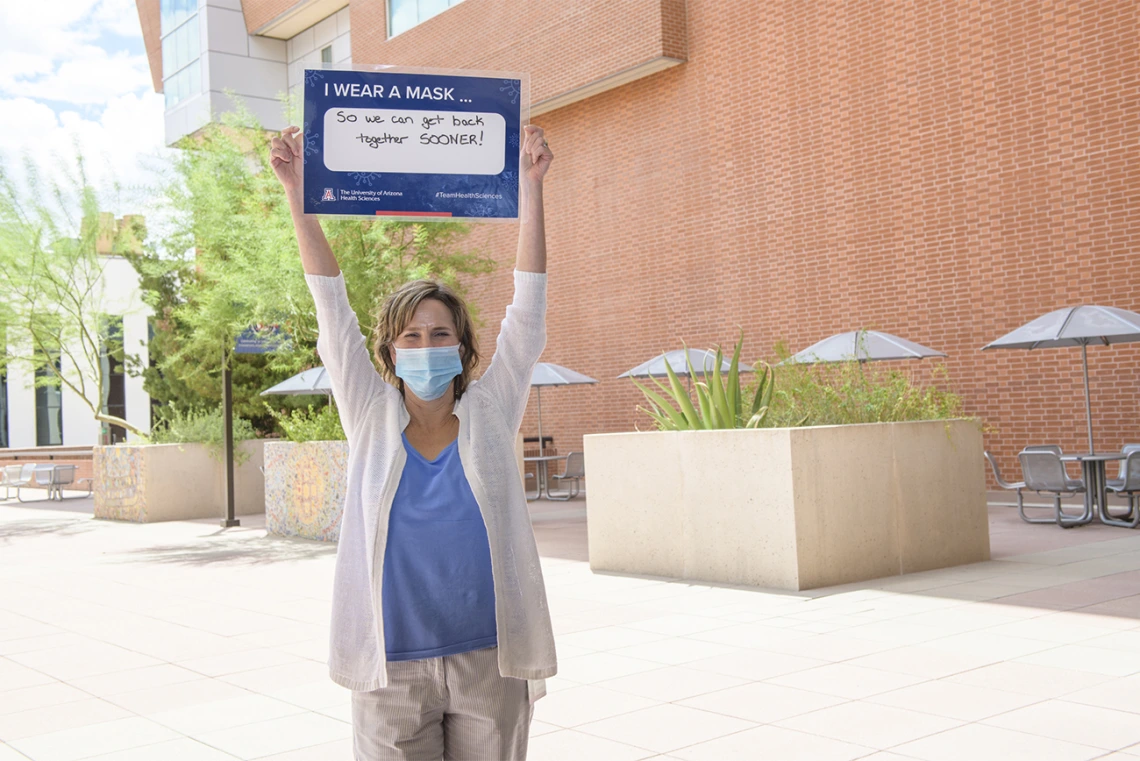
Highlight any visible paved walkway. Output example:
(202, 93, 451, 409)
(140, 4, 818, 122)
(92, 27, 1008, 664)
(2, 493, 1140, 760)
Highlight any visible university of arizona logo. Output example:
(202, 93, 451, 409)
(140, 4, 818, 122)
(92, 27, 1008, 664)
(321, 188, 336, 202)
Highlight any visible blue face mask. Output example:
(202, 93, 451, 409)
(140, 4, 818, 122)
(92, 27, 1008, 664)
(394, 345, 463, 401)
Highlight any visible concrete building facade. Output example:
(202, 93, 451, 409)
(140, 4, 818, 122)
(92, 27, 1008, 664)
(1, 216, 153, 449)
(135, 0, 1140, 478)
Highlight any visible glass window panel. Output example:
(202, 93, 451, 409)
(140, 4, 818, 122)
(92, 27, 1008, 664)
(185, 15, 199, 62)
(321, 45, 332, 63)
(1, 368, 8, 449)
(420, 0, 450, 20)
(188, 61, 200, 97)
(389, 0, 417, 36)
(35, 353, 63, 447)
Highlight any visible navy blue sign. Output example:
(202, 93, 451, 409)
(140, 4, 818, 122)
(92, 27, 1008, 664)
(303, 68, 524, 219)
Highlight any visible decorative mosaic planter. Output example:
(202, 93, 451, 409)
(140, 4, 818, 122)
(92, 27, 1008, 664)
(264, 440, 348, 542)
(93, 441, 266, 523)
(585, 420, 989, 591)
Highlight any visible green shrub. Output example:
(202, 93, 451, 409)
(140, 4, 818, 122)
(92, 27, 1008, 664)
(763, 344, 965, 427)
(147, 405, 256, 463)
(266, 403, 346, 443)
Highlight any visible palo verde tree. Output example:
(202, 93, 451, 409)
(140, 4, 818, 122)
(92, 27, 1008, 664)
(136, 108, 494, 430)
(0, 155, 148, 437)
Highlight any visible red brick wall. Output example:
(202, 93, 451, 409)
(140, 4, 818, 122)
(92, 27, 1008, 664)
(349, 0, 686, 106)
(363, 0, 1140, 485)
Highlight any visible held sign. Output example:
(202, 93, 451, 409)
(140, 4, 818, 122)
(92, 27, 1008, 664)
(303, 68, 526, 220)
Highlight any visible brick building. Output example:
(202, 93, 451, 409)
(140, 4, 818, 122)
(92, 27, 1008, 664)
(137, 0, 1140, 479)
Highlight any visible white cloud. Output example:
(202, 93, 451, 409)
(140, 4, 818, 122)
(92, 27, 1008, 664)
(92, 0, 148, 38)
(5, 46, 152, 105)
(0, 0, 169, 218)
(0, 93, 171, 218)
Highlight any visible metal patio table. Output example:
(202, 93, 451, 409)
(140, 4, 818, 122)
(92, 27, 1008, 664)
(1060, 452, 1128, 527)
(523, 454, 568, 501)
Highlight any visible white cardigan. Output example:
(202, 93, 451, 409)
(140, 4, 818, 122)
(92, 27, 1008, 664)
(304, 269, 557, 696)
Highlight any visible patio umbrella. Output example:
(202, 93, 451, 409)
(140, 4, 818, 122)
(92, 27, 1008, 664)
(982, 305, 1140, 453)
(259, 367, 332, 398)
(529, 362, 598, 452)
(618, 349, 750, 379)
(781, 330, 947, 365)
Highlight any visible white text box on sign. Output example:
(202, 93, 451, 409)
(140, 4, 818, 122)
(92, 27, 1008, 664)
(322, 108, 507, 175)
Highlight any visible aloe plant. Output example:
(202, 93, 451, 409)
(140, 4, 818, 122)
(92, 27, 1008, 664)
(632, 333, 774, 431)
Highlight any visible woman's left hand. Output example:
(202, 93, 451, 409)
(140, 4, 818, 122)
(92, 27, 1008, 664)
(521, 125, 553, 185)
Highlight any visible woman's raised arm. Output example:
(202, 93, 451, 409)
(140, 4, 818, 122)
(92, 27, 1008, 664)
(515, 125, 552, 274)
(270, 126, 340, 277)
(478, 125, 553, 427)
(270, 127, 384, 436)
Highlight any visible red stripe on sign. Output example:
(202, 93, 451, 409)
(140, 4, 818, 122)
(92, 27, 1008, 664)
(375, 211, 453, 217)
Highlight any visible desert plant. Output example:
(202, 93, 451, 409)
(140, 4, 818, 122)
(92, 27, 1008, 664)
(632, 333, 773, 431)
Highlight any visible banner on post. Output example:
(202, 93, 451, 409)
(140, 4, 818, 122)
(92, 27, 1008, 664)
(302, 67, 528, 221)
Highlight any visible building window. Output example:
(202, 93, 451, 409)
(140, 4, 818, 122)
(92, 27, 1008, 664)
(0, 367, 7, 449)
(0, 326, 7, 448)
(321, 45, 333, 64)
(161, 1, 200, 109)
(389, 0, 465, 38)
(100, 316, 127, 445)
(35, 351, 63, 447)
(160, 0, 196, 35)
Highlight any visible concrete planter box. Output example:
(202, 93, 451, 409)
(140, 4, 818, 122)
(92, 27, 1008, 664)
(264, 440, 348, 542)
(263, 434, 527, 543)
(584, 420, 989, 591)
(94, 441, 266, 523)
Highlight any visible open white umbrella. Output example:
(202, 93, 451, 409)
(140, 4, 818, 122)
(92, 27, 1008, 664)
(982, 305, 1140, 453)
(259, 367, 332, 398)
(619, 349, 749, 379)
(529, 362, 598, 451)
(782, 330, 947, 365)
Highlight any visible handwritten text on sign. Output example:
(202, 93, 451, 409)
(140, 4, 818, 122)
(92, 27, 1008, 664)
(323, 107, 507, 175)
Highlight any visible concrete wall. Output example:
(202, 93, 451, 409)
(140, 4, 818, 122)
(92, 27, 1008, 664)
(164, 0, 290, 144)
(94, 440, 265, 522)
(286, 6, 352, 103)
(265, 433, 526, 542)
(584, 420, 990, 591)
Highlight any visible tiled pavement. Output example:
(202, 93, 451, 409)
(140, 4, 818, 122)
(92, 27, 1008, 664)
(2, 492, 1140, 760)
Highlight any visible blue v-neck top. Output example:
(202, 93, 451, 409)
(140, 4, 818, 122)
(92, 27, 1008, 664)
(380, 433, 498, 661)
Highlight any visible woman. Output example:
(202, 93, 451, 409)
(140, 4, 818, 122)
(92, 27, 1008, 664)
(269, 123, 557, 760)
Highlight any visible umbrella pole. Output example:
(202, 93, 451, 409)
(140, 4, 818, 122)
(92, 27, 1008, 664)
(536, 387, 544, 454)
(1081, 344, 1094, 454)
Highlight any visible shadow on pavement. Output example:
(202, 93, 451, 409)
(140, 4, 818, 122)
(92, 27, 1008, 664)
(115, 534, 338, 567)
(0, 517, 101, 543)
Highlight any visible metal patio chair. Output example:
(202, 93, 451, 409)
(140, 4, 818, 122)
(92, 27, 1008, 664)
(546, 452, 584, 501)
(1106, 444, 1140, 529)
(524, 471, 540, 501)
(1019, 449, 1087, 528)
(984, 451, 1040, 523)
(46, 464, 80, 500)
(3, 463, 38, 501)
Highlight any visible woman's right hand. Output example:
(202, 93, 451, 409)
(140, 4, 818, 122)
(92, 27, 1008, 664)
(270, 126, 303, 196)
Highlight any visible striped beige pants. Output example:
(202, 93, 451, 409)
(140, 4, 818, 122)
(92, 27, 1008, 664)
(352, 646, 533, 761)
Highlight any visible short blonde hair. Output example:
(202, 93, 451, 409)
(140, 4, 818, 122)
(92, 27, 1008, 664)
(372, 280, 480, 400)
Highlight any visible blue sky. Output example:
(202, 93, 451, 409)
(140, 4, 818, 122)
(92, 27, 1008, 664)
(0, 0, 167, 212)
